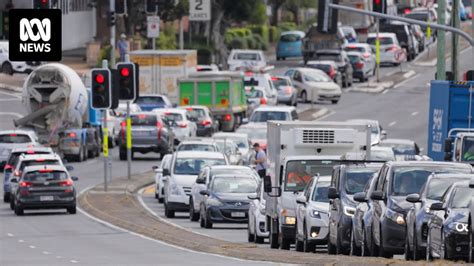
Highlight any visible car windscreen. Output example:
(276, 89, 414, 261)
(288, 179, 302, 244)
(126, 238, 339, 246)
(391, 166, 472, 196)
(367, 37, 394, 45)
(185, 108, 206, 121)
(215, 141, 238, 154)
(369, 150, 394, 161)
(307, 64, 331, 73)
(380, 26, 408, 42)
(210, 168, 254, 178)
(379, 142, 415, 155)
(131, 114, 157, 126)
(0, 134, 32, 143)
(234, 53, 261, 61)
(245, 89, 263, 98)
(285, 160, 335, 192)
(426, 178, 469, 200)
(210, 176, 257, 193)
(405, 13, 428, 22)
(344, 47, 365, 53)
(136, 96, 164, 105)
(236, 127, 267, 140)
(272, 78, 291, 87)
(461, 136, 474, 161)
(215, 137, 248, 149)
(312, 180, 330, 203)
(174, 158, 226, 175)
(345, 168, 378, 194)
(280, 34, 302, 42)
(250, 111, 289, 122)
(177, 144, 217, 152)
(304, 72, 331, 82)
(451, 187, 472, 208)
(163, 113, 183, 122)
(316, 54, 341, 62)
(21, 160, 59, 171)
(23, 171, 68, 181)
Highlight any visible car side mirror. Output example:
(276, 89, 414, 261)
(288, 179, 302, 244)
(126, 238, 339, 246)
(196, 178, 206, 184)
(381, 130, 387, 140)
(263, 175, 272, 193)
(152, 165, 158, 170)
(172, 103, 178, 108)
(242, 118, 249, 125)
(430, 202, 444, 211)
(66, 165, 74, 171)
(154, 167, 163, 174)
(200, 190, 209, 196)
(10, 178, 18, 183)
(327, 187, 339, 199)
(71, 176, 79, 181)
(296, 195, 307, 205)
(247, 193, 258, 200)
(406, 193, 421, 203)
(370, 191, 385, 201)
(353, 192, 367, 202)
(444, 138, 453, 153)
(162, 169, 170, 176)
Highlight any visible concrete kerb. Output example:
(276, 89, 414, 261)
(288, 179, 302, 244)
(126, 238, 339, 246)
(0, 83, 22, 93)
(349, 70, 416, 93)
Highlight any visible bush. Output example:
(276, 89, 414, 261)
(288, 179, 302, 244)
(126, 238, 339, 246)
(278, 22, 297, 32)
(268, 26, 280, 43)
(250, 25, 270, 45)
(253, 34, 268, 51)
(230, 37, 247, 49)
(197, 48, 213, 65)
(97, 45, 111, 67)
(245, 35, 258, 49)
(248, 2, 267, 25)
(157, 23, 177, 49)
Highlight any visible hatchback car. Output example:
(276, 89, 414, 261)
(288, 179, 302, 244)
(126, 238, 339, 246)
(248, 106, 298, 124)
(0, 130, 39, 168)
(271, 76, 298, 106)
(212, 132, 253, 165)
(236, 124, 268, 150)
(305, 60, 343, 88)
(276, 31, 305, 60)
(154, 108, 197, 144)
(153, 154, 173, 203)
(176, 139, 218, 152)
(366, 33, 405, 65)
(347, 51, 375, 82)
(10, 165, 78, 215)
(213, 139, 242, 165)
(0, 41, 41, 75)
(295, 175, 331, 252)
(245, 86, 276, 112)
(119, 112, 174, 160)
(179, 106, 219, 137)
(314, 49, 353, 88)
(244, 72, 278, 102)
(136, 94, 173, 111)
(379, 138, 421, 160)
(248, 181, 269, 243)
(199, 174, 258, 228)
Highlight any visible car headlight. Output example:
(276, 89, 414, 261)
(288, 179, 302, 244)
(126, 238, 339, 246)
(448, 222, 469, 233)
(169, 182, 182, 196)
(310, 209, 323, 218)
(386, 209, 405, 225)
(284, 216, 296, 225)
(343, 206, 356, 217)
(207, 197, 224, 207)
(259, 204, 266, 215)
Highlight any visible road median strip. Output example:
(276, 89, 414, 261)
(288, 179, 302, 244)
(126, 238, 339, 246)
(78, 171, 418, 265)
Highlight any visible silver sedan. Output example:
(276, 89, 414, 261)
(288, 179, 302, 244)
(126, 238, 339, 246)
(271, 76, 298, 106)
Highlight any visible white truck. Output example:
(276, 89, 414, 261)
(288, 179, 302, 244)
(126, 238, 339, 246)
(444, 128, 474, 164)
(262, 121, 372, 249)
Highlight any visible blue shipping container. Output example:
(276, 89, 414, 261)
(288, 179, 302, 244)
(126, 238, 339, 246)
(428, 81, 474, 161)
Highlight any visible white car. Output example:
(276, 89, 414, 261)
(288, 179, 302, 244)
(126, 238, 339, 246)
(295, 175, 331, 252)
(212, 132, 253, 165)
(366, 33, 405, 65)
(247, 181, 269, 243)
(227, 49, 266, 71)
(0, 41, 41, 75)
(284, 68, 342, 104)
(196, 64, 219, 72)
(346, 51, 375, 82)
(347, 119, 386, 146)
(153, 154, 172, 203)
(189, 165, 259, 221)
(244, 72, 278, 102)
(342, 43, 376, 74)
(247, 106, 298, 125)
(0, 130, 39, 167)
(176, 139, 219, 152)
(163, 151, 228, 218)
(213, 139, 242, 165)
(369, 146, 396, 161)
(154, 108, 197, 144)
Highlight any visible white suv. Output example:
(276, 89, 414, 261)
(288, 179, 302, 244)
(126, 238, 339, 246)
(163, 151, 228, 218)
(0, 41, 41, 75)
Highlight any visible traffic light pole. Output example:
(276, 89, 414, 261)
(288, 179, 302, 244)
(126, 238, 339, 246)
(451, 0, 460, 80)
(102, 59, 110, 192)
(125, 54, 132, 180)
(437, 0, 446, 80)
(376, 18, 380, 83)
(110, 0, 116, 66)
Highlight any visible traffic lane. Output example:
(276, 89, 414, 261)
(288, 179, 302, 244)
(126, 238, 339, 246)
(0, 204, 263, 265)
(0, 89, 24, 131)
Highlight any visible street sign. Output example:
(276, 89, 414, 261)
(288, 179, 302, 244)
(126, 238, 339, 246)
(147, 16, 160, 38)
(189, 0, 211, 21)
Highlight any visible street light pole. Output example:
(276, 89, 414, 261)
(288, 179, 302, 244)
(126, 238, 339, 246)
(110, 0, 116, 66)
(437, 0, 446, 80)
(451, 0, 460, 80)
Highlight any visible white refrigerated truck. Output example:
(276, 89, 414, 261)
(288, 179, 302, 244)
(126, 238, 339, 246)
(263, 121, 372, 249)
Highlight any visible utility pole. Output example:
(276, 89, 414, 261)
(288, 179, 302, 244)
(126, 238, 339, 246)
(125, 54, 132, 180)
(451, 0, 460, 80)
(110, 0, 116, 66)
(437, 0, 446, 80)
(376, 18, 380, 82)
(102, 59, 110, 191)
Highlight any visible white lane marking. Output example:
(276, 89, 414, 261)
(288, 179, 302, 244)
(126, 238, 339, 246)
(18, 239, 24, 243)
(29, 245, 36, 249)
(7, 233, 14, 237)
(70, 260, 79, 263)
(382, 90, 389, 95)
(77, 187, 270, 264)
(56, 256, 62, 259)
(42, 251, 51, 255)
(403, 70, 416, 79)
(0, 112, 22, 118)
(85, 159, 97, 165)
(394, 73, 420, 89)
(411, 111, 419, 116)
(388, 121, 397, 127)
(0, 98, 20, 102)
(316, 109, 336, 121)
(0, 90, 21, 99)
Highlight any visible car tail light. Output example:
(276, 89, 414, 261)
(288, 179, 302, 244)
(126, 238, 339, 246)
(178, 122, 187, 128)
(121, 121, 126, 141)
(260, 97, 267, 105)
(224, 114, 232, 121)
(36, 159, 45, 162)
(245, 72, 253, 76)
(362, 52, 371, 58)
(26, 150, 35, 154)
(284, 87, 293, 95)
(201, 120, 211, 126)
(386, 45, 398, 52)
(328, 66, 336, 79)
(4, 164, 13, 171)
(68, 132, 77, 138)
(404, 8, 411, 14)
(59, 179, 73, 186)
(39, 169, 53, 173)
(9, 133, 17, 137)
(186, 107, 193, 111)
(164, 112, 172, 115)
(20, 181, 32, 188)
(156, 122, 162, 142)
(271, 77, 279, 81)
(355, 61, 364, 69)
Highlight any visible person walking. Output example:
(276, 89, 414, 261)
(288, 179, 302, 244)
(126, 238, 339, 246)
(117, 33, 128, 62)
(252, 143, 267, 178)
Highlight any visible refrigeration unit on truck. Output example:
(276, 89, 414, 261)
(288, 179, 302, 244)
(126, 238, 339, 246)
(13, 63, 102, 161)
(178, 72, 248, 132)
(262, 121, 372, 250)
(427, 80, 474, 164)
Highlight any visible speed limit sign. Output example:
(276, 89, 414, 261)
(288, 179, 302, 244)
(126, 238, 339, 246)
(189, 0, 211, 21)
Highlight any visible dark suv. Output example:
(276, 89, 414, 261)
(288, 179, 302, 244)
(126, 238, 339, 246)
(368, 161, 472, 258)
(314, 49, 353, 88)
(327, 163, 382, 255)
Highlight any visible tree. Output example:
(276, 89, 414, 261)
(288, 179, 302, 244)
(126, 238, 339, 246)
(283, 0, 316, 24)
(268, 0, 286, 26)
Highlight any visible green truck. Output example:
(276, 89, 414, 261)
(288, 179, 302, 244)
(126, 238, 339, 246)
(178, 72, 247, 132)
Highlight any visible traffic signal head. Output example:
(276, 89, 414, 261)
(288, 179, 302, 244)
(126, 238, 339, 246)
(146, 0, 158, 13)
(34, 0, 50, 9)
(116, 63, 137, 101)
(373, 0, 384, 13)
(115, 0, 126, 14)
(317, 0, 339, 34)
(91, 69, 112, 109)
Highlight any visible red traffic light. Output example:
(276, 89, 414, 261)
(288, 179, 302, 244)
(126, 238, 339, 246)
(41, 0, 48, 4)
(120, 67, 130, 77)
(95, 74, 105, 84)
(375, 0, 380, 4)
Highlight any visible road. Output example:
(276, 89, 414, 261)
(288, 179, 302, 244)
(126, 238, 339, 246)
(1, 45, 472, 264)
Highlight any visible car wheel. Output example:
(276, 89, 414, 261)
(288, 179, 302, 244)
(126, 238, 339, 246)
(331, 100, 338, 104)
(108, 136, 114, 149)
(269, 222, 280, 249)
(255, 223, 265, 244)
(164, 203, 175, 218)
(199, 210, 205, 228)
(327, 237, 337, 254)
(379, 230, 393, 258)
(119, 148, 126, 161)
(10, 195, 15, 210)
(413, 227, 422, 260)
(204, 212, 212, 229)
(301, 91, 308, 103)
(404, 230, 413, 260)
(2, 62, 13, 75)
(350, 229, 361, 256)
(276, 57, 280, 61)
(426, 230, 433, 261)
(247, 221, 255, 242)
(295, 237, 304, 252)
(75, 147, 83, 162)
(440, 233, 448, 260)
(67, 205, 77, 214)
(336, 230, 348, 255)
(303, 224, 315, 253)
(82, 146, 87, 162)
(361, 226, 370, 257)
(280, 236, 291, 250)
(189, 199, 200, 221)
(14, 204, 24, 216)
(3, 193, 10, 203)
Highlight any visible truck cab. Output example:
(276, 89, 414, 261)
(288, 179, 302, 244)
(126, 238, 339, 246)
(444, 130, 474, 163)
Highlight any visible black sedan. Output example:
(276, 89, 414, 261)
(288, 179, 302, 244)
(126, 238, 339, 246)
(199, 174, 258, 229)
(426, 180, 473, 261)
(405, 174, 472, 260)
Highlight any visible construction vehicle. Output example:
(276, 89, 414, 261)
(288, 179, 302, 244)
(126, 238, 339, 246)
(14, 63, 102, 161)
(263, 121, 372, 250)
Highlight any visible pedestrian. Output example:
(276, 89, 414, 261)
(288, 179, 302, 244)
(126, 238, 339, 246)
(117, 33, 128, 62)
(252, 143, 267, 178)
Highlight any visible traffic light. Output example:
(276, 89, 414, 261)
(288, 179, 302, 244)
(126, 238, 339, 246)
(115, 0, 127, 14)
(373, 0, 384, 13)
(116, 62, 137, 101)
(33, 0, 50, 9)
(91, 69, 112, 109)
(317, 0, 339, 34)
(108, 11, 116, 26)
(146, 0, 158, 13)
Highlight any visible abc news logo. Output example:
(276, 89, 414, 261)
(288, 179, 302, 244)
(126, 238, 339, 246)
(9, 9, 61, 61)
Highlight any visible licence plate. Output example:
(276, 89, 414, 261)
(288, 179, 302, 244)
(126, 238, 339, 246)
(133, 131, 149, 136)
(40, 196, 54, 201)
(231, 212, 245, 218)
